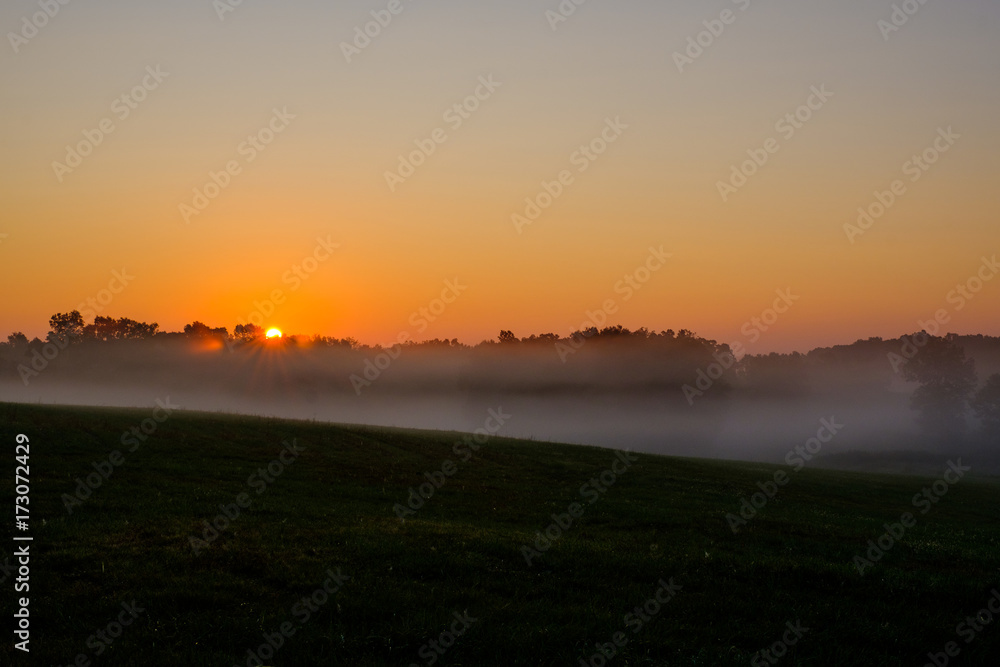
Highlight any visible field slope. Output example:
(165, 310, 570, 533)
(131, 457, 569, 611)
(3, 402, 999, 666)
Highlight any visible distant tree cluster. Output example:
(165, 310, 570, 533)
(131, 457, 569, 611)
(43, 311, 159, 343)
(487, 326, 699, 346)
(746, 332, 1000, 441)
(233, 324, 263, 342)
(972, 374, 1000, 438)
(183, 321, 228, 339)
(898, 335, 977, 437)
(1, 311, 366, 353)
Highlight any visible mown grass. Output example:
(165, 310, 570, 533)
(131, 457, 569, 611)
(2, 401, 999, 666)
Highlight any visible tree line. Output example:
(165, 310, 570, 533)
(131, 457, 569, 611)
(2, 311, 998, 440)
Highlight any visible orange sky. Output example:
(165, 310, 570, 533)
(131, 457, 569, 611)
(1, 0, 998, 353)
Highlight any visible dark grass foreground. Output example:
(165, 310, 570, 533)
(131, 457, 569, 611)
(3, 402, 999, 666)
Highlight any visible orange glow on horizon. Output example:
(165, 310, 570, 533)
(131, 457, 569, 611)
(0, 3, 997, 354)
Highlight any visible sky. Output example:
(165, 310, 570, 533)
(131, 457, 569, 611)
(1, 0, 998, 353)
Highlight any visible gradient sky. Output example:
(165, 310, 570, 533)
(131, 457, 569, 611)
(1, 0, 998, 353)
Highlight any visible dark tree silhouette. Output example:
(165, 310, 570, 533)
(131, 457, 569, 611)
(599, 325, 630, 337)
(121, 318, 158, 339)
(521, 333, 559, 344)
(498, 330, 518, 344)
(48, 311, 85, 344)
(234, 323, 264, 343)
(311, 335, 358, 349)
(900, 335, 977, 437)
(7, 332, 28, 349)
(83, 316, 159, 341)
(972, 374, 1000, 437)
(84, 316, 120, 341)
(184, 322, 228, 339)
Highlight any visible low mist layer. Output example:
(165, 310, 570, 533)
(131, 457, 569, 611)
(2, 321, 999, 471)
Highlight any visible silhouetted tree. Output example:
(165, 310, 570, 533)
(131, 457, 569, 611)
(48, 311, 85, 345)
(900, 335, 977, 437)
(972, 374, 1000, 437)
(416, 338, 466, 348)
(184, 322, 228, 339)
(599, 325, 630, 337)
(84, 316, 120, 341)
(234, 323, 264, 343)
(7, 332, 28, 349)
(522, 333, 559, 344)
(498, 330, 518, 344)
(118, 317, 158, 339)
(83, 316, 159, 341)
(311, 335, 358, 349)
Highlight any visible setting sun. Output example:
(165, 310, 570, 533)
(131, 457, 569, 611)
(265, 328, 282, 339)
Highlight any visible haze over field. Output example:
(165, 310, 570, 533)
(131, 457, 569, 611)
(3, 325, 999, 468)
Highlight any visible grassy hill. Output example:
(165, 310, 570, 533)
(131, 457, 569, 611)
(3, 402, 999, 666)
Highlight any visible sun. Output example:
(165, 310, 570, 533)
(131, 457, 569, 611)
(265, 328, 282, 339)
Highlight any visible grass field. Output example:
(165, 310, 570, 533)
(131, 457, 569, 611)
(3, 401, 1000, 666)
